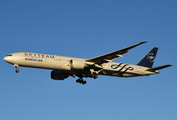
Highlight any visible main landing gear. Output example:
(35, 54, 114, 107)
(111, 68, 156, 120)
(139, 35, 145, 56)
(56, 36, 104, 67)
(75, 74, 98, 85)
(76, 79, 87, 85)
(76, 75, 87, 85)
(13, 64, 19, 73)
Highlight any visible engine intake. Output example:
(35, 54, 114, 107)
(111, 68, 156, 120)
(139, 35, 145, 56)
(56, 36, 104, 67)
(51, 70, 69, 80)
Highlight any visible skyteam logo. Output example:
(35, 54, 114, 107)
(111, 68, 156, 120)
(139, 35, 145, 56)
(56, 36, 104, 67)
(111, 63, 134, 75)
(147, 53, 155, 62)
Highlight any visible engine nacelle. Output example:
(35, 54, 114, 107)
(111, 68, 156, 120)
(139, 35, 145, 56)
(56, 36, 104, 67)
(69, 59, 86, 70)
(51, 70, 69, 80)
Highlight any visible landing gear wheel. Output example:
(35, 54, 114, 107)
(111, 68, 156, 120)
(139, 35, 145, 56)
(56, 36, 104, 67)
(15, 69, 19, 73)
(76, 79, 80, 83)
(76, 78, 87, 85)
(82, 81, 87, 85)
(93, 75, 98, 79)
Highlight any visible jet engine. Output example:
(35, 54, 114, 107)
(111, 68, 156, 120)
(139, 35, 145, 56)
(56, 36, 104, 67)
(51, 70, 69, 80)
(69, 59, 86, 70)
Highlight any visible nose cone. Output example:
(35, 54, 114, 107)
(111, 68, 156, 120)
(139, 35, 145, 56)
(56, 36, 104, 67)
(4, 56, 12, 63)
(4, 56, 7, 61)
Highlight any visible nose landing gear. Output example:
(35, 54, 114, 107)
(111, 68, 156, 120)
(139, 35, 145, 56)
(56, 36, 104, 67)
(15, 69, 19, 73)
(13, 64, 19, 73)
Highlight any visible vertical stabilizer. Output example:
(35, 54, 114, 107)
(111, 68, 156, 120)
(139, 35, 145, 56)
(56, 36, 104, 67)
(137, 47, 158, 68)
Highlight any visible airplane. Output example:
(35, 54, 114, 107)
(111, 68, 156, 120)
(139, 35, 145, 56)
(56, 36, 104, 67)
(3, 41, 173, 85)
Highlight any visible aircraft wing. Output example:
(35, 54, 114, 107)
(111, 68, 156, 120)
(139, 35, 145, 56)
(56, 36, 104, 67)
(86, 41, 148, 65)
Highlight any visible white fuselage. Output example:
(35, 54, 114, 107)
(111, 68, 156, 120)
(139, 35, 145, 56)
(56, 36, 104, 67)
(4, 52, 158, 77)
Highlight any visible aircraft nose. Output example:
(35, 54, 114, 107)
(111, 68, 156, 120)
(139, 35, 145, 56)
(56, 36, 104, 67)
(4, 56, 7, 61)
(4, 56, 12, 62)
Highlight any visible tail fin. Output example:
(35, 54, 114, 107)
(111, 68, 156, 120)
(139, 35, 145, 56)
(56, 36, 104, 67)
(137, 47, 158, 68)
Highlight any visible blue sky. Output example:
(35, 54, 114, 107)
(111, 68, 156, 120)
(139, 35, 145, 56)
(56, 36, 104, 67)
(0, 0, 176, 120)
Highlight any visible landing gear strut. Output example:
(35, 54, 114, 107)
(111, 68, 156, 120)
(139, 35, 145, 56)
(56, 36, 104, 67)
(76, 75, 87, 85)
(13, 64, 19, 73)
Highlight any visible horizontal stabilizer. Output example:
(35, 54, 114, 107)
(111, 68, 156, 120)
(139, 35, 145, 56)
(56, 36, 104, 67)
(146, 64, 173, 71)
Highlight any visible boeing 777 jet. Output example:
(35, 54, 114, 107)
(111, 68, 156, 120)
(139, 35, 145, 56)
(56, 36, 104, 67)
(4, 41, 172, 85)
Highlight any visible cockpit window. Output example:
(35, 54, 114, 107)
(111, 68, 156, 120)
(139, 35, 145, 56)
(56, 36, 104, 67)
(7, 54, 12, 56)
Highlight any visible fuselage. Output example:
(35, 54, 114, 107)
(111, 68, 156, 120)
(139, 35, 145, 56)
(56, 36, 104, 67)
(4, 52, 158, 77)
